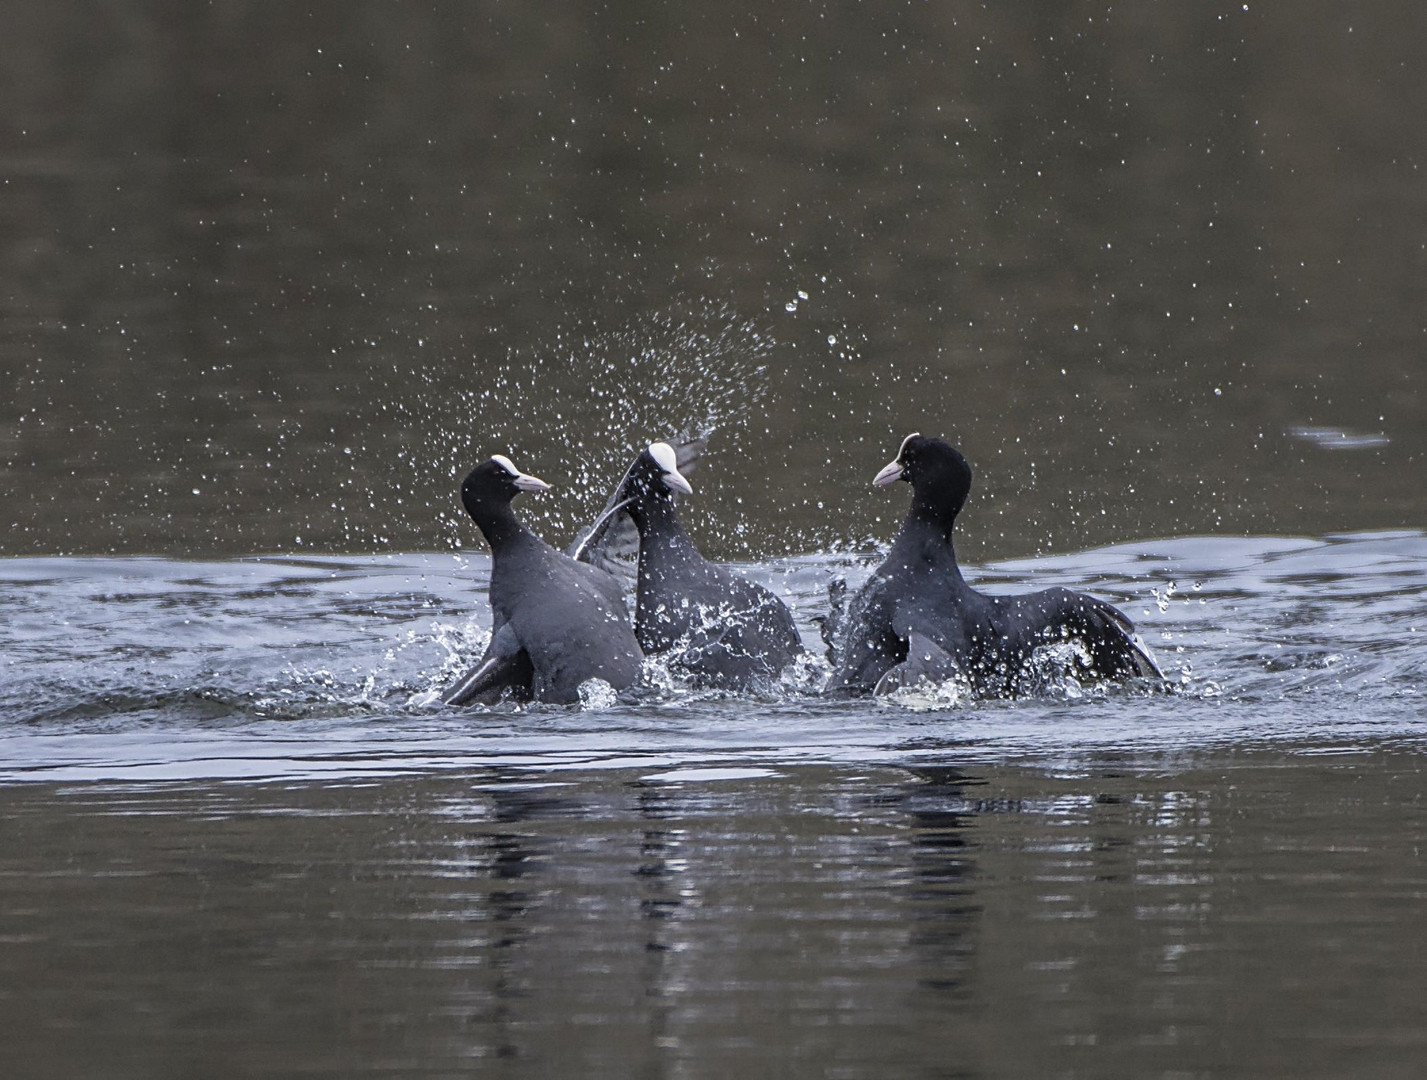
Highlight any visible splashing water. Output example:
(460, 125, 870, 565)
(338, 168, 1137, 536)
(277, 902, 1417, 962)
(0, 531, 1422, 784)
(577, 678, 619, 711)
(401, 298, 776, 552)
(880, 672, 976, 712)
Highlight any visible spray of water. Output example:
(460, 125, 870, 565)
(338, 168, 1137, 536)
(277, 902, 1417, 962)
(401, 297, 775, 552)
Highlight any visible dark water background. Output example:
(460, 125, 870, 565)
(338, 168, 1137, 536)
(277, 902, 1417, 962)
(2, 4, 1425, 1078)
(3, 1, 1423, 558)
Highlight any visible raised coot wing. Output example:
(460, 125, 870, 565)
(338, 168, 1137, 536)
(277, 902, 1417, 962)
(817, 576, 848, 658)
(569, 434, 707, 583)
(1035, 588, 1163, 680)
(1075, 596, 1162, 679)
(443, 622, 534, 706)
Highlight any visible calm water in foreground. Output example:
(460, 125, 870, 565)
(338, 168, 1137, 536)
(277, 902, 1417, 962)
(2, 531, 1424, 1078)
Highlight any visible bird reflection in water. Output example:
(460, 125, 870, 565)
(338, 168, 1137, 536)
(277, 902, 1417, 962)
(874, 764, 988, 995)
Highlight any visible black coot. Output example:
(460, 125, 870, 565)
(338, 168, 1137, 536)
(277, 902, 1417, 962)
(574, 441, 802, 689)
(825, 434, 1161, 696)
(443, 454, 643, 706)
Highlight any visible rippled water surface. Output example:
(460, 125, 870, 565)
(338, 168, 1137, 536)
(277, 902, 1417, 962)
(3, 534, 1424, 1077)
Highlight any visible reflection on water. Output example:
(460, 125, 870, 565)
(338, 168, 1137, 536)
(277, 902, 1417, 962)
(3, 758, 1424, 1078)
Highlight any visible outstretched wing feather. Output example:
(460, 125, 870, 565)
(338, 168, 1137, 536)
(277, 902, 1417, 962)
(569, 433, 708, 582)
(443, 622, 533, 706)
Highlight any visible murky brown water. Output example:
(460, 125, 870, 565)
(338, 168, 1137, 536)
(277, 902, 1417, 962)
(2, 2, 1422, 560)
(2, 4, 1425, 1077)
(3, 756, 1425, 1079)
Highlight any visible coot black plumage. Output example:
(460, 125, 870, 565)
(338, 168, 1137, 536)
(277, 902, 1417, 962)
(443, 454, 643, 706)
(825, 434, 1160, 696)
(574, 441, 803, 689)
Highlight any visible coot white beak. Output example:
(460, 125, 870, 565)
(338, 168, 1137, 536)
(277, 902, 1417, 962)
(491, 454, 552, 494)
(661, 468, 693, 495)
(873, 459, 904, 487)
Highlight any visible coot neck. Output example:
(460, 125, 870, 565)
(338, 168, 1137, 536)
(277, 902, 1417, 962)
(892, 495, 967, 585)
(470, 498, 537, 553)
(906, 484, 962, 543)
(630, 493, 698, 554)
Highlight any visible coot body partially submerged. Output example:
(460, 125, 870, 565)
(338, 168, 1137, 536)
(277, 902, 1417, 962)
(825, 435, 1160, 696)
(444, 455, 643, 706)
(575, 441, 802, 689)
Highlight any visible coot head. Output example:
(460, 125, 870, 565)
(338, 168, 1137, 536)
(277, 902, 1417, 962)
(627, 441, 695, 500)
(874, 434, 973, 519)
(460, 454, 551, 518)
